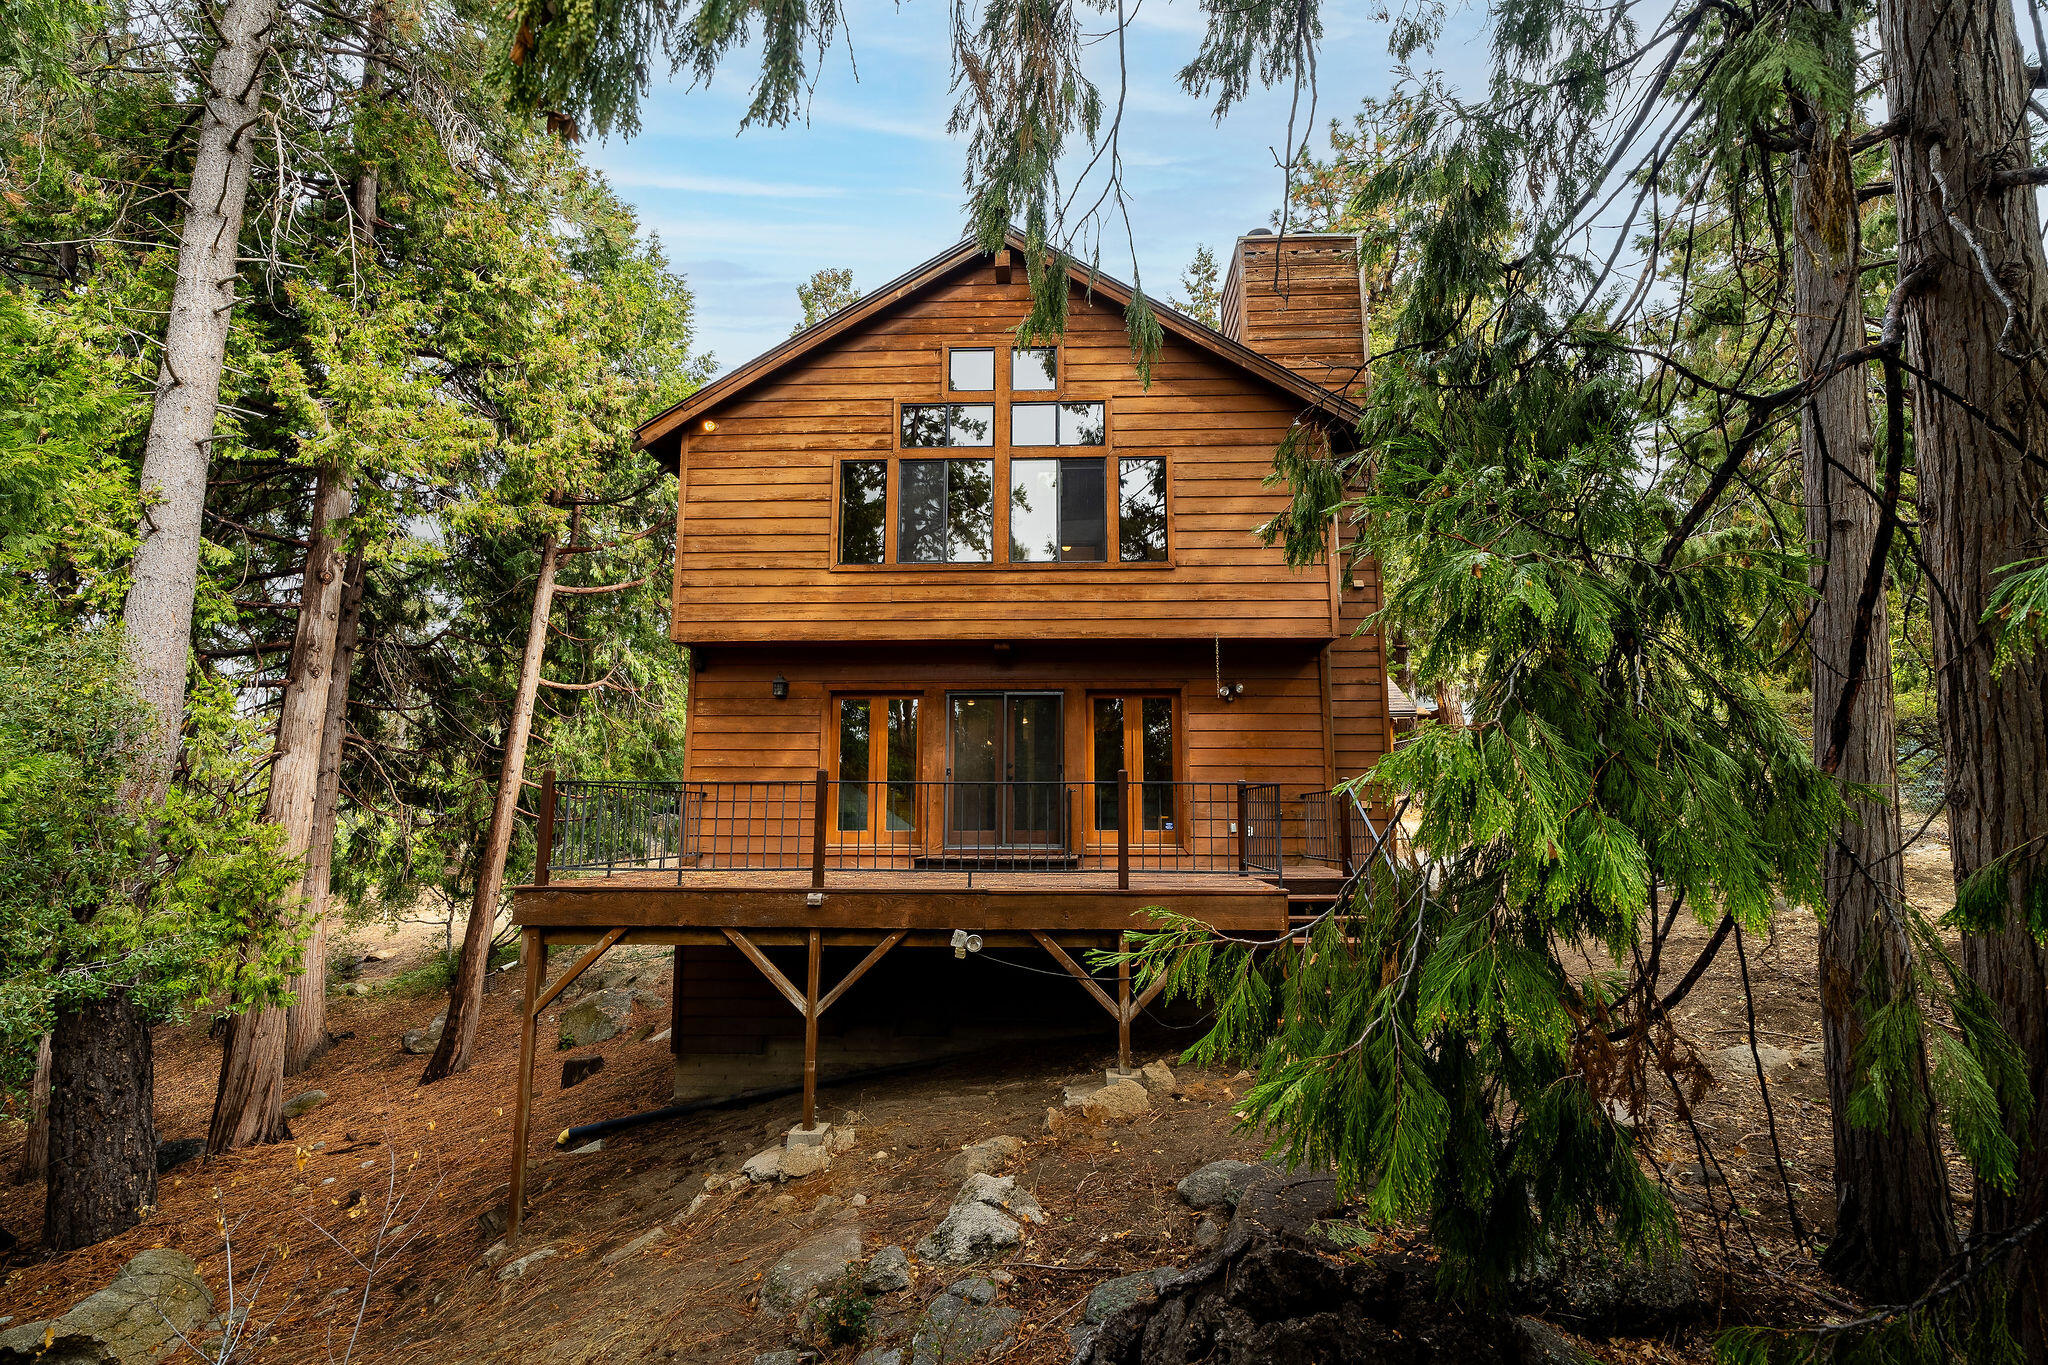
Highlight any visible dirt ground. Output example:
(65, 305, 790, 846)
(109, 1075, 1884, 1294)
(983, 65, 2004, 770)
(0, 833, 1965, 1364)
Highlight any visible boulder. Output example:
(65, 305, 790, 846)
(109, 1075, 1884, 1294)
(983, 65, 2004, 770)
(854, 1350, 903, 1365)
(601, 1227, 667, 1267)
(1138, 1061, 1177, 1094)
(1080, 1080, 1150, 1122)
(752, 1353, 812, 1365)
(1514, 1316, 1588, 1364)
(1081, 1268, 1175, 1326)
(862, 1245, 912, 1294)
(1511, 1230, 1699, 1331)
(913, 1175, 1043, 1266)
(401, 1014, 445, 1055)
(561, 1056, 606, 1089)
(759, 1224, 864, 1316)
(1711, 1043, 1799, 1081)
(557, 987, 635, 1049)
(943, 1136, 1024, 1181)
(779, 1142, 833, 1181)
(1194, 1217, 1225, 1251)
(743, 1147, 785, 1183)
(1232, 1170, 1344, 1249)
(281, 1089, 327, 1119)
(909, 1279, 1020, 1365)
(0, 1249, 211, 1365)
(1175, 1160, 1267, 1212)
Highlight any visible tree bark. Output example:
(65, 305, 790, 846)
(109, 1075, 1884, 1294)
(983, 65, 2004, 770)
(17, 1035, 51, 1184)
(286, 550, 365, 1074)
(44, 995, 156, 1252)
(421, 531, 560, 1082)
(1878, 0, 2048, 1341)
(210, 468, 352, 1152)
(1790, 68, 1956, 1297)
(62, 0, 282, 1248)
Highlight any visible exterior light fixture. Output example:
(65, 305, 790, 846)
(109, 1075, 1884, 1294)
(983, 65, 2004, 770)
(771, 674, 788, 699)
(702, 419, 718, 432)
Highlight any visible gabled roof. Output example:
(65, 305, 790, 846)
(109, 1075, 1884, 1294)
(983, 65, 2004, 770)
(636, 228, 1363, 469)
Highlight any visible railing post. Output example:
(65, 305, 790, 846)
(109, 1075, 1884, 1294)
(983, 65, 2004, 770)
(1116, 768, 1130, 890)
(535, 770, 556, 886)
(1236, 781, 1250, 874)
(811, 769, 829, 890)
(1337, 792, 1354, 875)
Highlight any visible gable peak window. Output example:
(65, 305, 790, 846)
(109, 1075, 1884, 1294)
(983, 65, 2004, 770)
(948, 348, 995, 392)
(902, 403, 994, 447)
(1012, 346, 1057, 391)
(1012, 401, 1104, 447)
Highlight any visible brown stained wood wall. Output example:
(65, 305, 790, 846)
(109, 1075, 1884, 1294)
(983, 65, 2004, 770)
(670, 258, 1337, 644)
(1220, 235, 1367, 399)
(1329, 554, 1393, 791)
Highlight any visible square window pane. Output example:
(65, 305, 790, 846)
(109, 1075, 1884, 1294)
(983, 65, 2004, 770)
(902, 404, 948, 447)
(949, 404, 994, 446)
(1011, 402, 1057, 446)
(1058, 457, 1106, 561)
(949, 349, 995, 392)
(1118, 457, 1167, 562)
(1009, 459, 1058, 562)
(946, 459, 994, 562)
(1013, 347, 1057, 390)
(837, 699, 870, 831)
(899, 459, 948, 562)
(1058, 402, 1105, 445)
(839, 460, 886, 564)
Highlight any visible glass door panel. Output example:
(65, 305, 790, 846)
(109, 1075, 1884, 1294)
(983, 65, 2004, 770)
(834, 697, 919, 841)
(1005, 693, 1063, 846)
(1087, 694, 1177, 845)
(947, 694, 1001, 845)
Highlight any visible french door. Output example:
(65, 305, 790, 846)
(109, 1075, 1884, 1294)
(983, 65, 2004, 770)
(945, 691, 1064, 849)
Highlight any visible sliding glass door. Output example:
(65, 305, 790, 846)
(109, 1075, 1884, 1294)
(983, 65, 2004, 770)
(946, 692, 1063, 850)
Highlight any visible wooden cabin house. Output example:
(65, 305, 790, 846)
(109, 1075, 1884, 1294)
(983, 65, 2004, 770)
(502, 229, 1395, 1230)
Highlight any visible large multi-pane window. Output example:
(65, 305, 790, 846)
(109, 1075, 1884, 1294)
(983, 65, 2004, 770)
(835, 696, 919, 835)
(836, 346, 1166, 566)
(899, 458, 994, 563)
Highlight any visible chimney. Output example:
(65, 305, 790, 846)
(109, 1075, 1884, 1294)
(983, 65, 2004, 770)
(1219, 230, 1366, 398)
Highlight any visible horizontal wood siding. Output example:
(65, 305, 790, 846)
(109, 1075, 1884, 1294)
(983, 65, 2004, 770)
(1221, 235, 1366, 399)
(672, 260, 1334, 644)
(1330, 553, 1393, 799)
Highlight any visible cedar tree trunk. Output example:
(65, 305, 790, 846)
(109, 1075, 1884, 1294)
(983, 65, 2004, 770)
(1790, 70, 1956, 1296)
(286, 550, 365, 1074)
(1879, 0, 2048, 1340)
(18, 1035, 50, 1184)
(210, 468, 352, 1151)
(421, 532, 560, 1082)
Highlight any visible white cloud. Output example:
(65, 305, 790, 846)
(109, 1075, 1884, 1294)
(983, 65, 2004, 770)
(594, 168, 846, 198)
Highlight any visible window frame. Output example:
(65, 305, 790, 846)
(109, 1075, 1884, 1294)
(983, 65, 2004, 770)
(826, 693, 923, 844)
(948, 347, 997, 393)
(1082, 690, 1183, 848)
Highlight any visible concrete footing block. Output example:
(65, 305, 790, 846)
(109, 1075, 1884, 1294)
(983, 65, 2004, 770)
(785, 1123, 832, 1149)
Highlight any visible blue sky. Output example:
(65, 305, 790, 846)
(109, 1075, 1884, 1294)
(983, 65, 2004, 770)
(584, 0, 1486, 371)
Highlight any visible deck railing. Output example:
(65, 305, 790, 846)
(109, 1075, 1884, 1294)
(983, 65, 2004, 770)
(1295, 787, 1405, 874)
(535, 771, 1284, 886)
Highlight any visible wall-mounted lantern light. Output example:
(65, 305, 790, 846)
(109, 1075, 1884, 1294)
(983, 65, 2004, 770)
(770, 674, 788, 700)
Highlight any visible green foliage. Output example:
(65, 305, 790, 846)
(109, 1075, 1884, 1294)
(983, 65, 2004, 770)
(1173, 244, 1222, 329)
(806, 1269, 875, 1349)
(793, 266, 860, 335)
(1985, 554, 2048, 673)
(0, 620, 300, 1097)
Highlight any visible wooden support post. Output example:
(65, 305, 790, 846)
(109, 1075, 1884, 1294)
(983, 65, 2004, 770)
(1116, 767, 1130, 890)
(1337, 793, 1354, 875)
(508, 928, 543, 1238)
(534, 770, 556, 886)
(1117, 933, 1132, 1073)
(670, 945, 685, 1056)
(802, 929, 822, 1130)
(1236, 781, 1250, 873)
(811, 768, 829, 891)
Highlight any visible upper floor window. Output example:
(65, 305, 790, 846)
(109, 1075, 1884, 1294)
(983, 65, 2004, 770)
(840, 459, 887, 565)
(899, 458, 994, 563)
(1010, 458, 1106, 562)
(1118, 457, 1167, 562)
(1011, 401, 1104, 447)
(948, 348, 995, 392)
(902, 403, 994, 447)
(1012, 346, 1057, 390)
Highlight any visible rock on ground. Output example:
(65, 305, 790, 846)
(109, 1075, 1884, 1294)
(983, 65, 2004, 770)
(1511, 1229, 1699, 1331)
(862, 1244, 912, 1294)
(561, 1055, 606, 1088)
(0, 1248, 212, 1365)
(759, 1224, 864, 1315)
(1138, 1060, 1177, 1094)
(496, 1246, 557, 1282)
(1077, 1237, 1520, 1365)
(1232, 1170, 1343, 1249)
(1514, 1316, 1589, 1364)
(281, 1089, 327, 1119)
(1175, 1159, 1268, 1212)
(154, 1137, 203, 1174)
(942, 1135, 1024, 1180)
(913, 1174, 1044, 1267)
(779, 1142, 833, 1181)
(601, 1227, 667, 1267)
(743, 1147, 785, 1182)
(556, 987, 635, 1049)
(909, 1278, 1021, 1365)
(1080, 1079, 1150, 1122)
(854, 1350, 903, 1365)
(401, 1013, 445, 1055)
